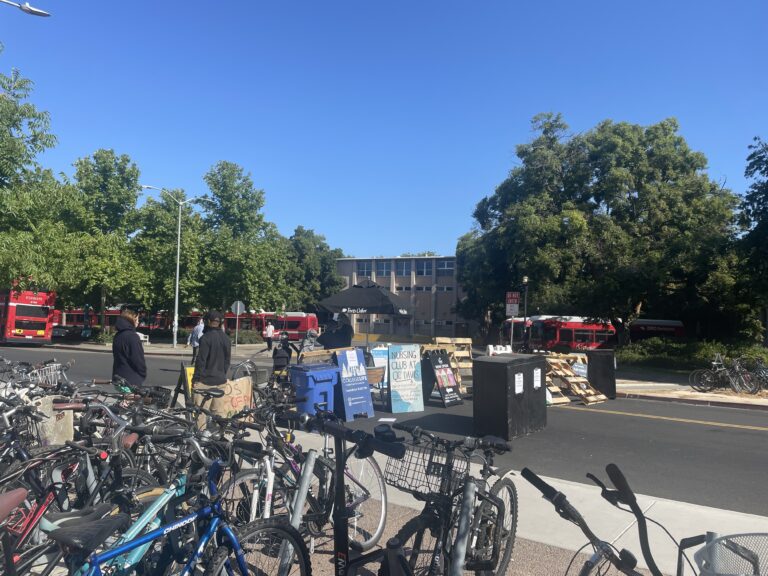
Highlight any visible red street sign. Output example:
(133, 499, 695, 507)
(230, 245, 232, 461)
(506, 291, 520, 305)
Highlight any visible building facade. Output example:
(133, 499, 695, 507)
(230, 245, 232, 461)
(336, 256, 468, 338)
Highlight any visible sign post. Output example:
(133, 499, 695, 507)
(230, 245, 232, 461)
(506, 292, 520, 347)
(231, 300, 246, 347)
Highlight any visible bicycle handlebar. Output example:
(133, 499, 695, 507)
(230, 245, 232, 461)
(522, 467, 642, 576)
(301, 413, 406, 460)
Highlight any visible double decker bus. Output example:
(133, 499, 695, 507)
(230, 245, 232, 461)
(0, 288, 56, 344)
(508, 315, 616, 352)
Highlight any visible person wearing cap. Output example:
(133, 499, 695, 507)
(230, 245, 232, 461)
(112, 307, 147, 387)
(192, 310, 231, 386)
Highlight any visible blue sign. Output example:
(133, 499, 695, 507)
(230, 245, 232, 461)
(336, 348, 375, 421)
(387, 344, 425, 413)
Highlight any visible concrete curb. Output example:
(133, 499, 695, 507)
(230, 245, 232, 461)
(617, 391, 768, 412)
(45, 343, 262, 360)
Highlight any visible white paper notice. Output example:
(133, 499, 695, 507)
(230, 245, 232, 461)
(514, 372, 524, 394)
(533, 368, 542, 390)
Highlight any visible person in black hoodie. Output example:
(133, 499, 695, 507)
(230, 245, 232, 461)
(112, 308, 147, 387)
(193, 310, 231, 386)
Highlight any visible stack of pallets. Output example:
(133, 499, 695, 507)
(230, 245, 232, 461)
(546, 357, 606, 405)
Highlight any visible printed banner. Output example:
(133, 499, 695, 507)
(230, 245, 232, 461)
(422, 350, 463, 408)
(336, 348, 375, 421)
(387, 344, 425, 413)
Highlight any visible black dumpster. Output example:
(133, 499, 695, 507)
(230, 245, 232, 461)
(472, 354, 547, 440)
(586, 349, 616, 399)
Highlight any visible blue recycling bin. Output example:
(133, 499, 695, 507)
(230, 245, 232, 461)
(289, 363, 339, 415)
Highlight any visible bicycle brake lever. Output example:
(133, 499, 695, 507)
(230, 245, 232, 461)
(586, 472, 606, 490)
(586, 473, 622, 507)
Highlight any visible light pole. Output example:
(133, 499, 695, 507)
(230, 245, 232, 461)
(141, 185, 212, 349)
(0, 0, 50, 16)
(522, 276, 529, 349)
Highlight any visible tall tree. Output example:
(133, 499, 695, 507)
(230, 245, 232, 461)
(288, 226, 344, 308)
(459, 114, 741, 341)
(741, 137, 768, 342)
(70, 149, 144, 324)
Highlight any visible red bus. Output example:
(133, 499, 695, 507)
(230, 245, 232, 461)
(0, 289, 56, 344)
(526, 315, 616, 352)
(223, 311, 319, 341)
(629, 319, 685, 341)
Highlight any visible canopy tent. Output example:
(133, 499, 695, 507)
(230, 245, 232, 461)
(317, 278, 412, 346)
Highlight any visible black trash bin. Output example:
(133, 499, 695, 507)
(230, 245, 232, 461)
(586, 349, 616, 399)
(472, 354, 547, 440)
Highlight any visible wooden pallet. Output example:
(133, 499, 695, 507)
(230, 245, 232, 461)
(546, 358, 606, 405)
(298, 347, 355, 365)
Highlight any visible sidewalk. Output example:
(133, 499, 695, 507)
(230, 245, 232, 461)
(294, 428, 768, 575)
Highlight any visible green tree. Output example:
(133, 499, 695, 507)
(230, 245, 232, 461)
(741, 136, 768, 342)
(69, 149, 145, 324)
(459, 114, 741, 341)
(288, 226, 344, 308)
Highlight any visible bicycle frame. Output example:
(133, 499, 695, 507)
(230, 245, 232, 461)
(78, 461, 249, 576)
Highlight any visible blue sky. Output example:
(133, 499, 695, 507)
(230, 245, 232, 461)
(2, 1, 765, 258)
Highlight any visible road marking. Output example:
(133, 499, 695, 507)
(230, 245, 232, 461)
(555, 405, 768, 432)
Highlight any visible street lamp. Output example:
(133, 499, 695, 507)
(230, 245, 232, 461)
(522, 276, 529, 349)
(141, 184, 212, 349)
(0, 0, 50, 16)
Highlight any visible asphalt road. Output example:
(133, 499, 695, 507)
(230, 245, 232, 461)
(4, 345, 767, 516)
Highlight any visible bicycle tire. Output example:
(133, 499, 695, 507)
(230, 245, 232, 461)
(391, 513, 444, 576)
(688, 369, 709, 392)
(474, 477, 517, 575)
(692, 369, 717, 393)
(219, 466, 292, 526)
(343, 453, 387, 551)
(736, 370, 759, 394)
(203, 517, 312, 576)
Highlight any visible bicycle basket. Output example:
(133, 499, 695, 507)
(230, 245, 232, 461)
(29, 363, 63, 388)
(694, 533, 768, 576)
(384, 441, 469, 497)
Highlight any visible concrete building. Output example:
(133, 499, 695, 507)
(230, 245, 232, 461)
(336, 256, 469, 338)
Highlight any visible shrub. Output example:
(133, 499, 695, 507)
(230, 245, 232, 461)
(94, 329, 114, 345)
(230, 330, 263, 345)
(616, 338, 768, 370)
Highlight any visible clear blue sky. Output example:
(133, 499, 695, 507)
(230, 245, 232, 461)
(3, 1, 765, 258)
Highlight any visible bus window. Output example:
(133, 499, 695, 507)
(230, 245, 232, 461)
(596, 330, 612, 342)
(16, 305, 50, 318)
(560, 329, 573, 342)
(575, 330, 593, 343)
(543, 325, 557, 341)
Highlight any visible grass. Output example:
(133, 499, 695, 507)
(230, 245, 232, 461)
(615, 337, 768, 370)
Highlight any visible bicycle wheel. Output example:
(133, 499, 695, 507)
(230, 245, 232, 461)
(735, 370, 759, 394)
(691, 369, 716, 393)
(203, 518, 311, 576)
(219, 466, 292, 526)
(343, 453, 387, 551)
(474, 478, 517, 575)
(392, 513, 444, 576)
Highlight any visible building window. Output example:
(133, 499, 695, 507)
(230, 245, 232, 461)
(395, 260, 411, 276)
(375, 260, 391, 277)
(436, 286, 454, 292)
(396, 286, 411, 292)
(415, 286, 428, 292)
(416, 260, 433, 276)
(436, 259, 455, 277)
(357, 260, 372, 277)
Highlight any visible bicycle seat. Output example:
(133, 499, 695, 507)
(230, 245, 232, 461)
(193, 387, 225, 399)
(43, 502, 114, 529)
(233, 439, 265, 459)
(46, 513, 130, 554)
(0, 487, 27, 523)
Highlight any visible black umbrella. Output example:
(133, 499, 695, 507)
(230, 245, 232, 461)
(317, 279, 412, 346)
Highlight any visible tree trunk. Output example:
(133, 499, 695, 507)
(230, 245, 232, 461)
(100, 286, 107, 333)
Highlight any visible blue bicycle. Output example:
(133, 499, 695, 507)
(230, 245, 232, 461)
(43, 431, 311, 576)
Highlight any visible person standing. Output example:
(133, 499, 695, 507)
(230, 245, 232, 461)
(193, 310, 231, 387)
(186, 317, 205, 364)
(265, 320, 275, 351)
(112, 307, 147, 387)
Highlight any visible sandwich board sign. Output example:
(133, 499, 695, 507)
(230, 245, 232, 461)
(387, 344, 424, 413)
(335, 348, 375, 421)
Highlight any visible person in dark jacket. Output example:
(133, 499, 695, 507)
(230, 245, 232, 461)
(112, 308, 147, 387)
(193, 310, 231, 386)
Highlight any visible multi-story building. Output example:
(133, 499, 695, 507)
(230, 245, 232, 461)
(336, 256, 469, 338)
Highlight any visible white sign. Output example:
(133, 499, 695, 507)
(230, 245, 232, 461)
(506, 303, 520, 316)
(514, 372, 524, 395)
(533, 368, 542, 390)
(572, 362, 588, 378)
(230, 300, 246, 315)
